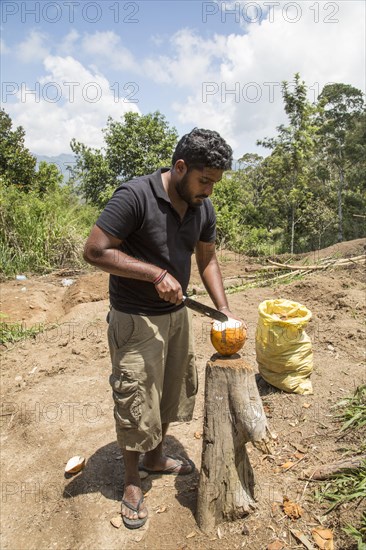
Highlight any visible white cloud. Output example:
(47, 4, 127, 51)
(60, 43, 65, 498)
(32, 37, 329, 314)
(1, 38, 10, 54)
(7, 55, 140, 155)
(16, 30, 49, 63)
(6, 1, 364, 158)
(81, 31, 138, 72)
(147, 2, 365, 156)
(150, 34, 164, 47)
(58, 29, 80, 55)
(144, 29, 226, 86)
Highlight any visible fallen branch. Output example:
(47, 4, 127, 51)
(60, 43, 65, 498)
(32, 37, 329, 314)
(267, 255, 365, 271)
(268, 260, 327, 270)
(303, 455, 366, 481)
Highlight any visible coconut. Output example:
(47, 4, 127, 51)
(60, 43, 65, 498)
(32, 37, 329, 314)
(210, 318, 247, 356)
(65, 455, 85, 474)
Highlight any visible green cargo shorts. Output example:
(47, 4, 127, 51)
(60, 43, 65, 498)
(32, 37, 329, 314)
(107, 306, 197, 452)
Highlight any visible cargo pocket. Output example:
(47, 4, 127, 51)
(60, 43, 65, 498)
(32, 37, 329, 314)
(110, 371, 142, 428)
(108, 310, 135, 351)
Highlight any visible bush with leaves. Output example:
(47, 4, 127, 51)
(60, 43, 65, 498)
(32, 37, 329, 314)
(0, 109, 37, 189)
(0, 180, 98, 277)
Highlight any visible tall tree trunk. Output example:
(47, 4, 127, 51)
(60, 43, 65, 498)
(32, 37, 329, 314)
(338, 167, 344, 242)
(291, 204, 295, 254)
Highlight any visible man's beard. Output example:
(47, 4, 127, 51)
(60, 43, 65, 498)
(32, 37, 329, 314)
(176, 174, 207, 208)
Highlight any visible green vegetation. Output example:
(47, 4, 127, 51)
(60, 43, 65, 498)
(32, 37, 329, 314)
(336, 385, 366, 434)
(0, 314, 45, 346)
(343, 521, 366, 550)
(70, 111, 178, 208)
(314, 460, 366, 513)
(314, 386, 366, 548)
(0, 180, 98, 277)
(0, 109, 37, 189)
(0, 109, 99, 277)
(1, 74, 365, 277)
(211, 75, 365, 255)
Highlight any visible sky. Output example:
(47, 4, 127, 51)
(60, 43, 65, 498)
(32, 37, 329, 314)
(1, 0, 365, 159)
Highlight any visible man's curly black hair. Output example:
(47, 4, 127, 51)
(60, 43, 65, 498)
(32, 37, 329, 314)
(172, 128, 233, 171)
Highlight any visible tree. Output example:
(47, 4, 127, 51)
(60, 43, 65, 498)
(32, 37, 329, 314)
(257, 74, 319, 253)
(317, 84, 364, 241)
(344, 110, 366, 191)
(0, 109, 37, 189)
(70, 111, 178, 208)
(210, 171, 245, 246)
(34, 161, 64, 195)
(68, 142, 116, 208)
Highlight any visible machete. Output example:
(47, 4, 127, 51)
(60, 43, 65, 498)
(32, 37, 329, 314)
(183, 296, 229, 322)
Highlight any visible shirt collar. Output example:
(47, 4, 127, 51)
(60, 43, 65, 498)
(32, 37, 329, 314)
(149, 168, 200, 217)
(149, 167, 171, 202)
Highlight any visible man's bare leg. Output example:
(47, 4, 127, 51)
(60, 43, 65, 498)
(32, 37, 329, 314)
(121, 450, 148, 523)
(142, 423, 194, 474)
(122, 423, 194, 523)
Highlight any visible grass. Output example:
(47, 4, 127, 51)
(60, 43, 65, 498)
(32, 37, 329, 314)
(314, 460, 366, 513)
(336, 385, 366, 433)
(313, 386, 366, 548)
(0, 314, 45, 346)
(343, 520, 366, 550)
(0, 183, 98, 277)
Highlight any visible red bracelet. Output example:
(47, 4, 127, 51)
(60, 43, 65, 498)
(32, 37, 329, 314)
(153, 269, 167, 285)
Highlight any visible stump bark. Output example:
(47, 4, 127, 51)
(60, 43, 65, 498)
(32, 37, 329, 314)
(196, 355, 271, 534)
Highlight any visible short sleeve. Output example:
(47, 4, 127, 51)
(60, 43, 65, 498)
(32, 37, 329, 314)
(96, 184, 142, 240)
(199, 199, 216, 243)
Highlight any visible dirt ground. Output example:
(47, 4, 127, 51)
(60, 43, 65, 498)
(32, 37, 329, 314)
(1, 239, 365, 550)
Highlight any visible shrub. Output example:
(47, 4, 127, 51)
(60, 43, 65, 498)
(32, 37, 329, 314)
(0, 180, 98, 277)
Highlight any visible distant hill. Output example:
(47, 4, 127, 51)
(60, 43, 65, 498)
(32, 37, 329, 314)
(34, 153, 76, 181)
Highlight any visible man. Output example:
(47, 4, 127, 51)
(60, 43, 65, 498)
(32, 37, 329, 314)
(83, 128, 242, 529)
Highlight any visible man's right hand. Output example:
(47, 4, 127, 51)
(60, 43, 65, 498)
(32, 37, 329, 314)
(155, 272, 183, 305)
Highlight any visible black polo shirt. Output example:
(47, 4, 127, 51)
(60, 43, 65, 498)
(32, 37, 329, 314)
(96, 168, 216, 315)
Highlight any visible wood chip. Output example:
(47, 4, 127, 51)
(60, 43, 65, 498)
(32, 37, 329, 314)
(303, 403, 311, 408)
(156, 505, 167, 514)
(281, 461, 295, 469)
(290, 529, 315, 550)
(267, 540, 285, 550)
(217, 526, 223, 539)
(312, 527, 334, 549)
(186, 531, 196, 539)
(290, 442, 307, 454)
(132, 534, 144, 542)
(282, 496, 303, 519)
(110, 515, 122, 529)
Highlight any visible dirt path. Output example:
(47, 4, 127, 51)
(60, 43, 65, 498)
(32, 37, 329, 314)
(1, 240, 365, 550)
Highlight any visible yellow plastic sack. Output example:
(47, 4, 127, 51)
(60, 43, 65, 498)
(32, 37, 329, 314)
(255, 299, 313, 395)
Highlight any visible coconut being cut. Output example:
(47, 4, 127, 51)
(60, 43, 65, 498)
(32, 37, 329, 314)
(210, 318, 247, 356)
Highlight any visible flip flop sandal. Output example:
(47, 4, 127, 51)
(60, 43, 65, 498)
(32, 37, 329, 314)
(139, 456, 195, 476)
(121, 496, 147, 529)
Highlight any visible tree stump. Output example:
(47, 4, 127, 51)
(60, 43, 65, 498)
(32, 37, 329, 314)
(196, 354, 272, 534)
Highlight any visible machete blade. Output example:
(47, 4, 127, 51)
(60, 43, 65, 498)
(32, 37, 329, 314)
(183, 296, 229, 322)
